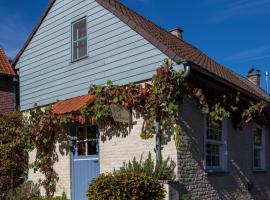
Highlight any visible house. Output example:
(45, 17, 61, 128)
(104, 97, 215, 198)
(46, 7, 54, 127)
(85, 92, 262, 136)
(0, 47, 17, 114)
(12, 0, 270, 199)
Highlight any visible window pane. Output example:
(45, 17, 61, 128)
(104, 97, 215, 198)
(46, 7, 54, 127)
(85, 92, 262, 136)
(73, 18, 87, 41)
(87, 141, 97, 155)
(77, 142, 86, 156)
(78, 39, 87, 58)
(254, 128, 262, 146)
(207, 121, 222, 141)
(206, 144, 220, 167)
(87, 126, 96, 140)
(77, 127, 86, 141)
(254, 149, 261, 168)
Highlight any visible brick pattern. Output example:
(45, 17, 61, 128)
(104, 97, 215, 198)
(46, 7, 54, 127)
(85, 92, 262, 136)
(28, 100, 270, 199)
(0, 78, 15, 114)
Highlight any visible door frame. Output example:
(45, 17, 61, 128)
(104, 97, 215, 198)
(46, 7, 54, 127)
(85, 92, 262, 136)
(71, 123, 100, 200)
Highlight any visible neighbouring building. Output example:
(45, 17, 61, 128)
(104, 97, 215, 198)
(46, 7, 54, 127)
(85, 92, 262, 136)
(0, 47, 18, 114)
(12, 0, 270, 199)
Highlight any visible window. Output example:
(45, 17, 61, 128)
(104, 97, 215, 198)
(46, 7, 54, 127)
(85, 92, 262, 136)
(72, 18, 87, 61)
(76, 126, 98, 156)
(253, 126, 266, 170)
(204, 119, 227, 171)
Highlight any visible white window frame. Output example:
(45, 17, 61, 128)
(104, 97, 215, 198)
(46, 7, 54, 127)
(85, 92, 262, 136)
(253, 125, 266, 171)
(204, 117, 228, 172)
(71, 17, 88, 62)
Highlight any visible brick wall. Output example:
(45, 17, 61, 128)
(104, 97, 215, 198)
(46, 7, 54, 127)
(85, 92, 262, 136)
(177, 100, 270, 200)
(0, 77, 15, 114)
(27, 100, 270, 200)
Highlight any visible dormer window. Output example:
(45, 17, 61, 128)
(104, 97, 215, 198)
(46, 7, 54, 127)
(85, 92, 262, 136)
(72, 17, 87, 61)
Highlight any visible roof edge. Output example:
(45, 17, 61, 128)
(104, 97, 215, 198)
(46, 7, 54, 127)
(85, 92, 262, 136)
(12, 0, 56, 66)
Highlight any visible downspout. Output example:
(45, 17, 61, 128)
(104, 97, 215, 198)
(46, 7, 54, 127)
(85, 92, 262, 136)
(155, 62, 191, 164)
(12, 76, 19, 111)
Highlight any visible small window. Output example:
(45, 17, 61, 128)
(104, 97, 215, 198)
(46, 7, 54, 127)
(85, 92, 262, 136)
(76, 126, 98, 156)
(204, 119, 227, 172)
(253, 126, 266, 170)
(72, 18, 87, 61)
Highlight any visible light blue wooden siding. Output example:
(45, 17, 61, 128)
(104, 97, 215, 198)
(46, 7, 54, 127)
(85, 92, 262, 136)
(15, 0, 167, 110)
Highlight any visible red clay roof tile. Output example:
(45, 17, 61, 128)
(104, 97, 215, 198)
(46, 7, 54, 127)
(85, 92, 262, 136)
(0, 48, 15, 76)
(52, 94, 96, 114)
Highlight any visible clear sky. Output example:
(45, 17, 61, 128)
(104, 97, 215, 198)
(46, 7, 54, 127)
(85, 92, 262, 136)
(1, 0, 270, 89)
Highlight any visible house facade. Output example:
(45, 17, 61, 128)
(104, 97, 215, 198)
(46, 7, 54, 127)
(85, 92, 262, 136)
(0, 47, 17, 114)
(12, 0, 270, 200)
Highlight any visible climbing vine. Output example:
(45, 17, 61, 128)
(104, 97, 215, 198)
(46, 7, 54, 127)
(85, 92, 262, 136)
(1, 59, 269, 197)
(27, 106, 72, 196)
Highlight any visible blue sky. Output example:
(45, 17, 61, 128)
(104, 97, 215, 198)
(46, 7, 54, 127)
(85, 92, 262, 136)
(1, 0, 270, 89)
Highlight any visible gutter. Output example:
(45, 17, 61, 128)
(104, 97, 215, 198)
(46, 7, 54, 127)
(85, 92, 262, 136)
(186, 61, 269, 103)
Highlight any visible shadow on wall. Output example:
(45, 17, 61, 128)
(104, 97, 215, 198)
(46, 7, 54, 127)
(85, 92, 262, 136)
(176, 100, 270, 200)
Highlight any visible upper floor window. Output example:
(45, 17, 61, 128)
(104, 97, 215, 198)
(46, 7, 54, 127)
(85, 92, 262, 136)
(72, 18, 87, 61)
(253, 126, 266, 170)
(204, 119, 227, 172)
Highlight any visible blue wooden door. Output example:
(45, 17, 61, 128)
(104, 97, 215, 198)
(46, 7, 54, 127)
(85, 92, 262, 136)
(71, 125, 100, 200)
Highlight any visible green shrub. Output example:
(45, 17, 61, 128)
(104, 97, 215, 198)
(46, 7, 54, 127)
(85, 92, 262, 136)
(180, 193, 192, 200)
(87, 171, 166, 200)
(5, 181, 40, 200)
(119, 153, 176, 180)
(32, 192, 68, 200)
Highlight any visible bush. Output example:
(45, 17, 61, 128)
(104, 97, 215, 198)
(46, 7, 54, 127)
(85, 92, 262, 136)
(180, 193, 192, 200)
(87, 171, 166, 200)
(5, 181, 40, 200)
(119, 153, 176, 180)
(32, 192, 68, 200)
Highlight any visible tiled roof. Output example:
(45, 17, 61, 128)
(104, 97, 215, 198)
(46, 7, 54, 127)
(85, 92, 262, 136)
(12, 0, 270, 102)
(0, 48, 15, 76)
(52, 94, 96, 114)
(96, 0, 270, 102)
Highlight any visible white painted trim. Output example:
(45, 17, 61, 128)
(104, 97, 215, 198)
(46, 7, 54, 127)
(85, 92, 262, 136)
(204, 117, 228, 172)
(253, 125, 266, 171)
(71, 17, 88, 62)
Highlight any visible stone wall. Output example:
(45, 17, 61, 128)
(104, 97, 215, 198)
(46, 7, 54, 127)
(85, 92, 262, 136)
(27, 99, 270, 200)
(177, 100, 270, 200)
(99, 113, 178, 175)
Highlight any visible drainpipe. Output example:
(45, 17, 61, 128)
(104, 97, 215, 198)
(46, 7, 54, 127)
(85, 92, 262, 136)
(12, 76, 19, 111)
(155, 62, 191, 164)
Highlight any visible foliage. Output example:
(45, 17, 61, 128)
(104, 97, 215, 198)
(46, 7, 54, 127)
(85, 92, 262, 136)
(5, 181, 40, 200)
(119, 153, 175, 180)
(2, 59, 268, 199)
(87, 59, 190, 148)
(32, 192, 68, 200)
(87, 171, 166, 200)
(180, 193, 192, 200)
(0, 112, 29, 198)
(28, 106, 71, 197)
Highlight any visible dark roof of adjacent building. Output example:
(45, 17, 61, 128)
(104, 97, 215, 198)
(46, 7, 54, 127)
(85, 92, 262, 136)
(12, 0, 270, 102)
(0, 48, 15, 76)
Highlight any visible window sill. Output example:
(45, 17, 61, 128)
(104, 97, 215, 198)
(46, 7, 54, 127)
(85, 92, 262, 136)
(252, 169, 267, 173)
(205, 169, 229, 175)
(71, 55, 89, 63)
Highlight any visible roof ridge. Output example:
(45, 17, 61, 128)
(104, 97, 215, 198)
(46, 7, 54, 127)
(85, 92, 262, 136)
(12, 0, 270, 102)
(97, 0, 270, 102)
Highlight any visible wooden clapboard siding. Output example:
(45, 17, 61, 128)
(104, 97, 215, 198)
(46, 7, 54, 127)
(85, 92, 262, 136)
(15, 0, 167, 110)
